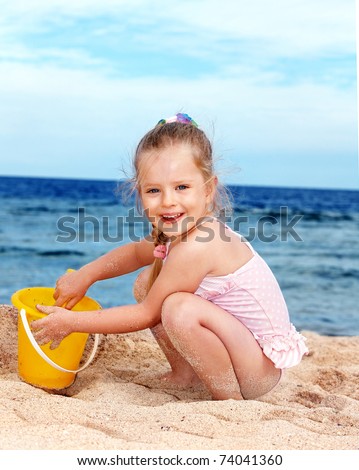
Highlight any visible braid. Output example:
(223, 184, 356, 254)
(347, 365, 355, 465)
(152, 226, 169, 247)
(146, 227, 169, 294)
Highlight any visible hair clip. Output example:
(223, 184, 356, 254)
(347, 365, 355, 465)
(153, 245, 167, 259)
(157, 113, 198, 127)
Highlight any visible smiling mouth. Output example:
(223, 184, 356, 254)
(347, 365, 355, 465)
(160, 213, 184, 223)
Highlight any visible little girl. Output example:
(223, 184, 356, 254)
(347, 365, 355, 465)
(33, 113, 308, 400)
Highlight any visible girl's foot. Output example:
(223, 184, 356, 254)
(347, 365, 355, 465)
(158, 370, 203, 388)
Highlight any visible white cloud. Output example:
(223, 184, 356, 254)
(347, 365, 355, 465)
(0, 0, 357, 188)
(1, 0, 355, 61)
(1, 61, 356, 187)
(167, 0, 355, 55)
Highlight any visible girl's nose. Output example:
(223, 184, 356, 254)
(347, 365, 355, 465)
(161, 190, 176, 207)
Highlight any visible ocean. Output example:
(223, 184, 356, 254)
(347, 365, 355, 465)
(1, 175, 358, 336)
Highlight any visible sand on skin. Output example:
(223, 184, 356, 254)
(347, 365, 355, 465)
(0, 304, 358, 450)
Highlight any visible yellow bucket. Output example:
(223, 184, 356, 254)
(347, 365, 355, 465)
(12, 287, 101, 390)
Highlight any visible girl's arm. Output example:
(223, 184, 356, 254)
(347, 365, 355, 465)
(32, 237, 213, 346)
(76, 236, 154, 282)
(54, 236, 154, 309)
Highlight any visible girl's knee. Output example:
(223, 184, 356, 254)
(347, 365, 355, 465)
(133, 267, 151, 303)
(162, 292, 190, 315)
(161, 292, 197, 330)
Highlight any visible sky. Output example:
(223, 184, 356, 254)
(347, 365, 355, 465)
(0, 0, 358, 190)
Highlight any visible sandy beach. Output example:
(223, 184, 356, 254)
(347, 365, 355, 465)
(0, 304, 358, 450)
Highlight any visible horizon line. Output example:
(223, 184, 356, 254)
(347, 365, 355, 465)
(1, 173, 358, 192)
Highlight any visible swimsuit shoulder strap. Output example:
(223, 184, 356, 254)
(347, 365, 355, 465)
(218, 219, 256, 254)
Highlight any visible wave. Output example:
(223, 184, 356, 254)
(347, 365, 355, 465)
(38, 250, 85, 257)
(314, 252, 359, 260)
(232, 206, 356, 222)
(300, 211, 355, 222)
(0, 246, 85, 257)
(315, 268, 359, 280)
(0, 246, 37, 255)
(303, 266, 359, 280)
(9, 206, 87, 215)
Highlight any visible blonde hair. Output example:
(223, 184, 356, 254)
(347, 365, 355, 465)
(131, 120, 232, 293)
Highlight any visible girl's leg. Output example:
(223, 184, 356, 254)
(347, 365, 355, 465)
(161, 292, 281, 400)
(150, 323, 201, 386)
(133, 269, 200, 386)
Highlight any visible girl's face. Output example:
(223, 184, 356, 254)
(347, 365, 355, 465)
(139, 143, 214, 240)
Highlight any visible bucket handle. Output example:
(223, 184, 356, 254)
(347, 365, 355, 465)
(20, 308, 100, 374)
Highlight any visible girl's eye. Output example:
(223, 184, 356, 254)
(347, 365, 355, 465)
(146, 188, 159, 194)
(176, 185, 188, 190)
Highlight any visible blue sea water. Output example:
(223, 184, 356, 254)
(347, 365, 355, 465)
(1, 175, 358, 336)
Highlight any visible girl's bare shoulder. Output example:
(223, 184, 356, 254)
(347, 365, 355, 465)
(187, 218, 254, 276)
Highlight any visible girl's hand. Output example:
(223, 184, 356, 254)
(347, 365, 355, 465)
(32, 305, 75, 349)
(54, 269, 92, 309)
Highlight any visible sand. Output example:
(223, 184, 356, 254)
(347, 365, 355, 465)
(0, 304, 358, 450)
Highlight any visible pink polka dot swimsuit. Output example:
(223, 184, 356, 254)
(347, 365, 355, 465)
(194, 228, 308, 369)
